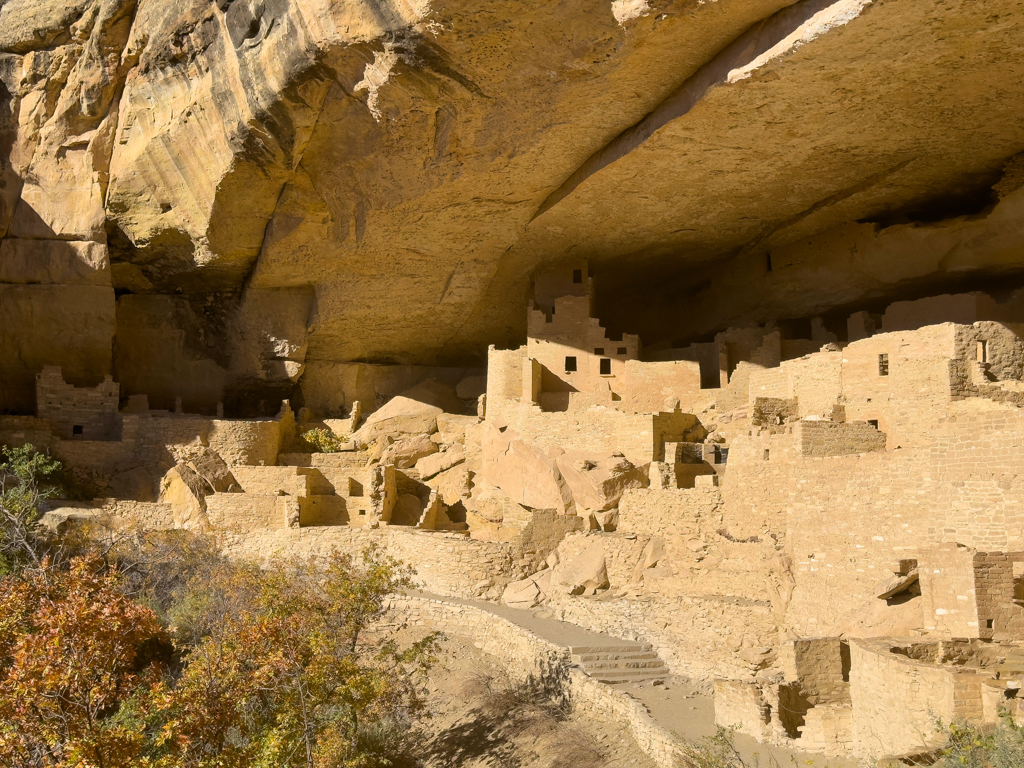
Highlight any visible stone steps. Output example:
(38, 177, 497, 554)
(580, 659, 666, 670)
(576, 651, 661, 663)
(569, 643, 654, 654)
(585, 667, 669, 684)
(569, 642, 668, 685)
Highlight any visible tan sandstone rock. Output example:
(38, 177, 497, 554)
(554, 451, 647, 513)
(480, 423, 574, 515)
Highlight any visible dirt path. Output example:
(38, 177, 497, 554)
(412, 590, 858, 768)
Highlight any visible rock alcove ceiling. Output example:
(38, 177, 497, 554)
(2, 0, 1024, 414)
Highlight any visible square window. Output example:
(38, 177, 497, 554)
(72, 425, 83, 436)
(600, 358, 612, 375)
(878, 353, 889, 376)
(565, 356, 577, 373)
(572, 269, 583, 284)
(868, 419, 879, 429)
(594, 347, 605, 355)
(617, 347, 627, 355)
(986, 619, 995, 629)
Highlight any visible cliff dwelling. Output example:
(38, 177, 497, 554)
(3, 0, 1024, 765)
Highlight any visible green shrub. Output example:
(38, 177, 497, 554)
(301, 427, 349, 453)
(935, 716, 1024, 768)
(0, 444, 63, 575)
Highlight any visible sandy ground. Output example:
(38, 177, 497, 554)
(626, 676, 858, 768)
(416, 631, 658, 768)
(410, 592, 860, 767)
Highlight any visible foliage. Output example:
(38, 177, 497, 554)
(0, 490, 436, 768)
(676, 728, 782, 768)
(147, 544, 439, 768)
(0, 557, 169, 768)
(935, 716, 1024, 768)
(0, 444, 64, 575)
(301, 428, 349, 453)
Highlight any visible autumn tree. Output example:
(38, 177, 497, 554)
(0, 558, 169, 768)
(0, 516, 437, 768)
(149, 544, 439, 768)
(0, 444, 63, 575)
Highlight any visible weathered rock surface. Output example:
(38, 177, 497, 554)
(554, 540, 610, 595)
(554, 451, 648, 513)
(480, 422, 574, 514)
(378, 433, 438, 469)
(4, 0, 1024, 415)
(352, 379, 462, 444)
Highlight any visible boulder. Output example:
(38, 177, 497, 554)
(399, 378, 465, 413)
(875, 568, 920, 600)
(352, 379, 463, 444)
(436, 413, 482, 446)
(555, 451, 647, 513)
(532, 567, 553, 596)
(158, 465, 208, 530)
(502, 576, 542, 609)
(379, 434, 438, 468)
(431, 462, 475, 505)
(183, 448, 236, 493)
(557, 540, 610, 594)
(416, 445, 466, 479)
(630, 537, 667, 583)
(480, 423, 574, 514)
(353, 400, 441, 445)
(463, 477, 532, 536)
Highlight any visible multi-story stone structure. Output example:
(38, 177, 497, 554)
(10, 269, 1024, 762)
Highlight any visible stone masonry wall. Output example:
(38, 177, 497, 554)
(36, 366, 119, 440)
(231, 466, 309, 496)
(779, 638, 848, 703)
(617, 487, 723, 540)
(794, 420, 886, 457)
(548, 592, 777, 683)
(497, 401, 659, 466)
(207, 494, 284, 529)
(393, 595, 682, 768)
(220, 527, 516, 598)
(849, 639, 986, 761)
(719, 399, 1024, 636)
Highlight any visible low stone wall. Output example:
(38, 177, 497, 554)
(617, 487, 722, 539)
(231, 466, 308, 495)
(299, 495, 350, 526)
(207, 494, 284, 530)
(101, 499, 176, 529)
(849, 638, 985, 760)
(548, 593, 777, 683)
(0, 415, 55, 450)
(713, 680, 770, 740)
(219, 526, 516, 598)
(393, 595, 683, 768)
